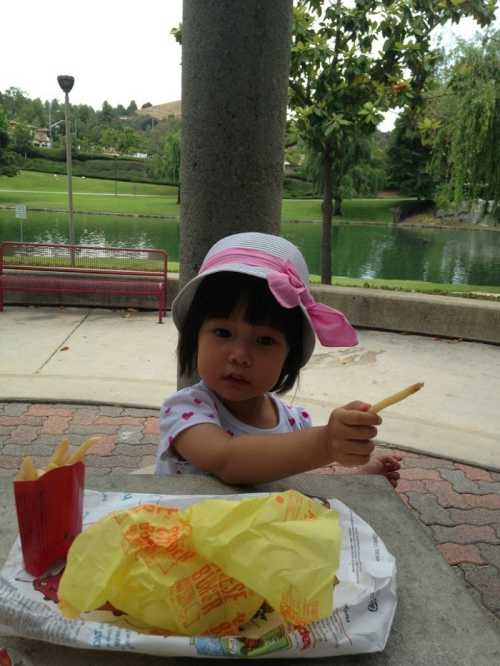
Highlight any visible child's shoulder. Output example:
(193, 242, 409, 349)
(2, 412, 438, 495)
(161, 381, 216, 411)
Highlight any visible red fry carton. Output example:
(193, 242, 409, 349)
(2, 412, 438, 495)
(13, 462, 85, 577)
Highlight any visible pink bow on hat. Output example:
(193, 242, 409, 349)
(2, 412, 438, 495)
(200, 248, 358, 347)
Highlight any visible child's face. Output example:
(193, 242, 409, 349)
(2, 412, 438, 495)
(197, 308, 289, 404)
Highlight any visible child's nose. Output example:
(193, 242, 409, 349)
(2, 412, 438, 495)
(228, 340, 252, 366)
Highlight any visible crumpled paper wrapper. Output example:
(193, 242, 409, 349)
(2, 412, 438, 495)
(58, 490, 341, 636)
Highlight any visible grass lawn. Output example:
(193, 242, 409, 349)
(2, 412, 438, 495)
(160, 261, 500, 299)
(0, 171, 176, 197)
(1, 172, 408, 224)
(282, 197, 413, 224)
(318, 275, 500, 299)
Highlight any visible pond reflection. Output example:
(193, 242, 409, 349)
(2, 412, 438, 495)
(1, 210, 499, 286)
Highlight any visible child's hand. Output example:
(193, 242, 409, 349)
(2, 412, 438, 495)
(324, 401, 381, 467)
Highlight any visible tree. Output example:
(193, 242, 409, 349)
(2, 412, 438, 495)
(424, 30, 500, 218)
(302, 134, 386, 204)
(100, 100, 114, 123)
(162, 130, 181, 203)
(289, 0, 496, 283)
(126, 100, 138, 115)
(98, 126, 140, 153)
(12, 121, 33, 156)
(386, 110, 435, 199)
(0, 87, 30, 120)
(0, 106, 17, 176)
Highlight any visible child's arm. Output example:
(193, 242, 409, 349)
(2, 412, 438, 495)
(174, 401, 381, 484)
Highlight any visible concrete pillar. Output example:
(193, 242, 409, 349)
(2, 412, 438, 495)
(179, 0, 293, 287)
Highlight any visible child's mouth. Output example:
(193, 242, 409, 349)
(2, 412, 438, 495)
(223, 374, 249, 385)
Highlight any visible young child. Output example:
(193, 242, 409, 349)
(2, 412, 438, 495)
(156, 232, 400, 486)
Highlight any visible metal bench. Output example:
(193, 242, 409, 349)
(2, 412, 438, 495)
(0, 241, 168, 323)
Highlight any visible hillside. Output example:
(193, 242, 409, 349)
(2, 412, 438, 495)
(136, 100, 181, 121)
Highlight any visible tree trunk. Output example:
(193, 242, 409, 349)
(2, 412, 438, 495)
(321, 148, 333, 284)
(334, 193, 342, 216)
(179, 0, 293, 387)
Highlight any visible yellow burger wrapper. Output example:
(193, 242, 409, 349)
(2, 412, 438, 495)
(58, 490, 341, 636)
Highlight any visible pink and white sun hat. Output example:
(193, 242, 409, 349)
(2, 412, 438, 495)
(172, 232, 358, 365)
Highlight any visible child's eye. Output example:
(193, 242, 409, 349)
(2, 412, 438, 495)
(256, 336, 276, 346)
(214, 328, 231, 338)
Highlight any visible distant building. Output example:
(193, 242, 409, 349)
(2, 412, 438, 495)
(7, 121, 51, 148)
(32, 127, 50, 148)
(101, 148, 121, 157)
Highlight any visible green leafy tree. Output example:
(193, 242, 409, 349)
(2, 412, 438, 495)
(0, 106, 17, 176)
(147, 130, 181, 193)
(386, 110, 435, 198)
(27, 98, 46, 126)
(342, 135, 387, 198)
(161, 130, 181, 202)
(302, 134, 386, 204)
(99, 126, 144, 154)
(425, 30, 500, 218)
(289, 0, 496, 283)
(12, 122, 33, 155)
(100, 100, 114, 123)
(126, 100, 138, 115)
(0, 87, 30, 120)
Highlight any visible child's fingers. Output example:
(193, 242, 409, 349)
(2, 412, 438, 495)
(379, 454, 402, 470)
(335, 406, 381, 427)
(342, 400, 371, 412)
(338, 451, 372, 467)
(340, 439, 375, 461)
(347, 426, 379, 441)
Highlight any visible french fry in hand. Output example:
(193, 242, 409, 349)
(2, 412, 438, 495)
(16, 456, 39, 482)
(49, 438, 70, 467)
(66, 436, 100, 465)
(369, 382, 424, 414)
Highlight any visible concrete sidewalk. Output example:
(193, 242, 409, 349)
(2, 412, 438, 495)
(1, 305, 499, 470)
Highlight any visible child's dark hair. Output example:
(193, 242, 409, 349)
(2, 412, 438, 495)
(178, 272, 304, 393)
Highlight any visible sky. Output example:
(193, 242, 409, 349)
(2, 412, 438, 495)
(1, 1, 497, 131)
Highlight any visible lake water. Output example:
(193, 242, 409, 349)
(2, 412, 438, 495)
(1, 210, 499, 286)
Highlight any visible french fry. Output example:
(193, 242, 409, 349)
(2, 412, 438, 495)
(39, 462, 59, 476)
(49, 439, 70, 467)
(66, 436, 100, 465)
(16, 456, 39, 482)
(369, 382, 424, 414)
(16, 435, 100, 480)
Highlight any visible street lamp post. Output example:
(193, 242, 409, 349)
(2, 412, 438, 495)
(57, 74, 75, 245)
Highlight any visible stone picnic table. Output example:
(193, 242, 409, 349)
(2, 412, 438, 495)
(1, 473, 499, 665)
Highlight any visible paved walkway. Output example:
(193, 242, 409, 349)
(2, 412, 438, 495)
(1, 400, 499, 625)
(2, 306, 500, 470)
